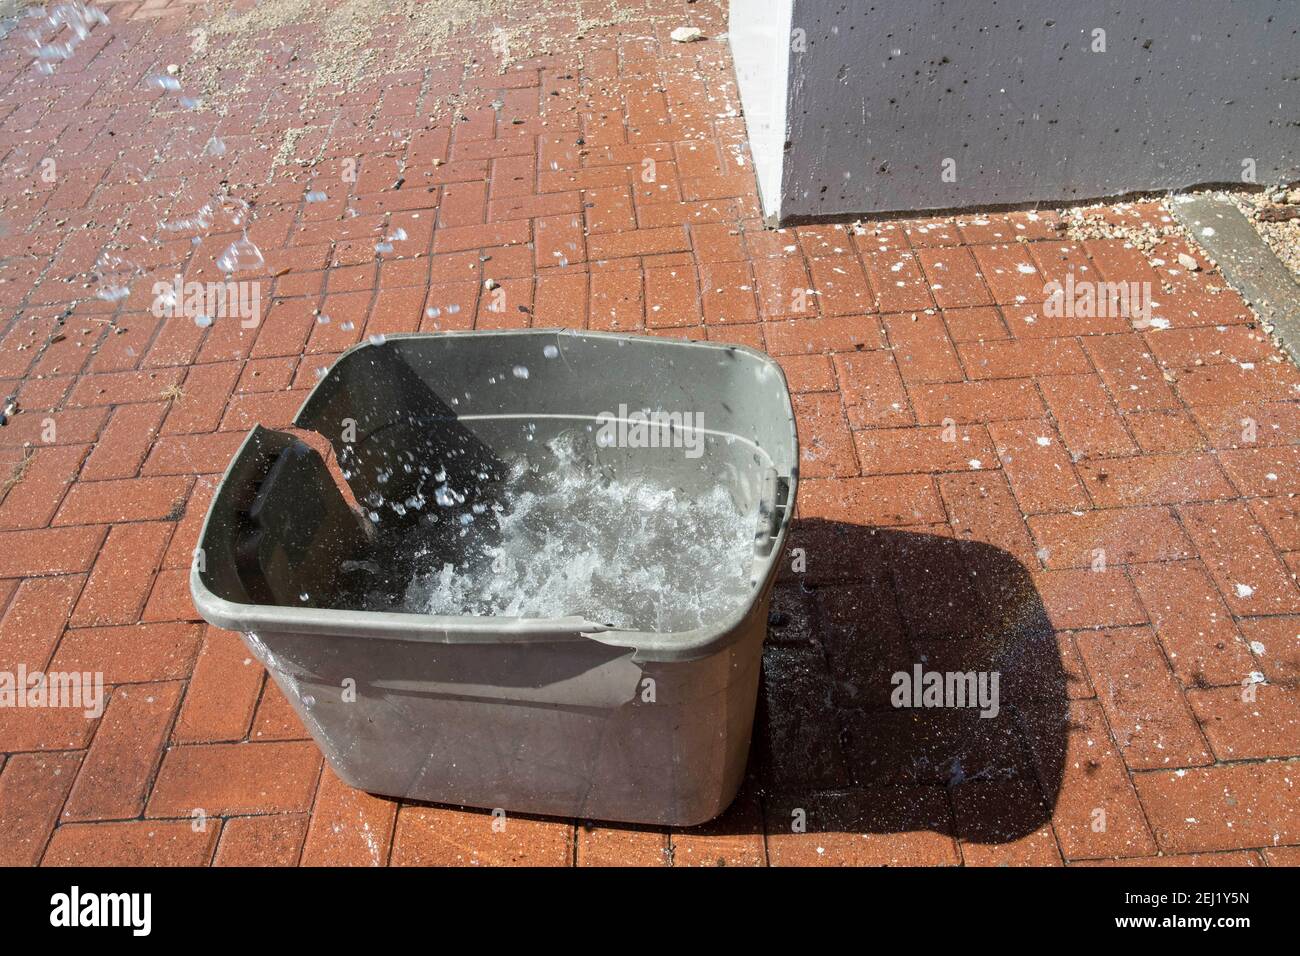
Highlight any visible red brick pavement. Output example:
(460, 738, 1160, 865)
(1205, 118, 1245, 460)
(0, 0, 1297, 866)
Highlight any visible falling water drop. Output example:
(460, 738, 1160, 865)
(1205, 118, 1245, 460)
(217, 236, 264, 274)
(91, 249, 140, 302)
(155, 284, 178, 314)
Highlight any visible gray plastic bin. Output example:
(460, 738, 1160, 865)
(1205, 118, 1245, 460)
(191, 330, 798, 826)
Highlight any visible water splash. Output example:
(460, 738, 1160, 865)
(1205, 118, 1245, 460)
(389, 434, 756, 632)
(24, 2, 109, 75)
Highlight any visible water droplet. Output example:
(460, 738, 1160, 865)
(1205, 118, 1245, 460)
(543, 344, 559, 359)
(316, 313, 330, 324)
(512, 365, 529, 379)
(203, 136, 226, 157)
(91, 249, 140, 302)
(160, 201, 215, 235)
(147, 75, 181, 92)
(194, 313, 212, 328)
(368, 333, 387, 345)
(217, 236, 264, 274)
(35, 42, 73, 62)
(435, 484, 463, 507)
(305, 190, 328, 203)
(212, 194, 250, 230)
(179, 96, 203, 110)
(375, 242, 393, 254)
(340, 321, 355, 332)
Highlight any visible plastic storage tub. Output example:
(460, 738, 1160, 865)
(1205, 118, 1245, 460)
(191, 330, 798, 826)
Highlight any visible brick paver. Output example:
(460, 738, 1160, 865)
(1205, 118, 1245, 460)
(0, 0, 1297, 867)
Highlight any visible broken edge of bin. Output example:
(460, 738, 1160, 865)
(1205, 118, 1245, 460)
(190, 329, 800, 664)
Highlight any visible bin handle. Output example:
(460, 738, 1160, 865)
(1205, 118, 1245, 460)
(769, 474, 791, 537)
(754, 470, 790, 557)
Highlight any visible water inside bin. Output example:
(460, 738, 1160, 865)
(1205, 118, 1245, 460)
(350, 428, 761, 633)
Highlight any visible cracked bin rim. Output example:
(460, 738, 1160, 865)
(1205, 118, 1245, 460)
(190, 329, 799, 663)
